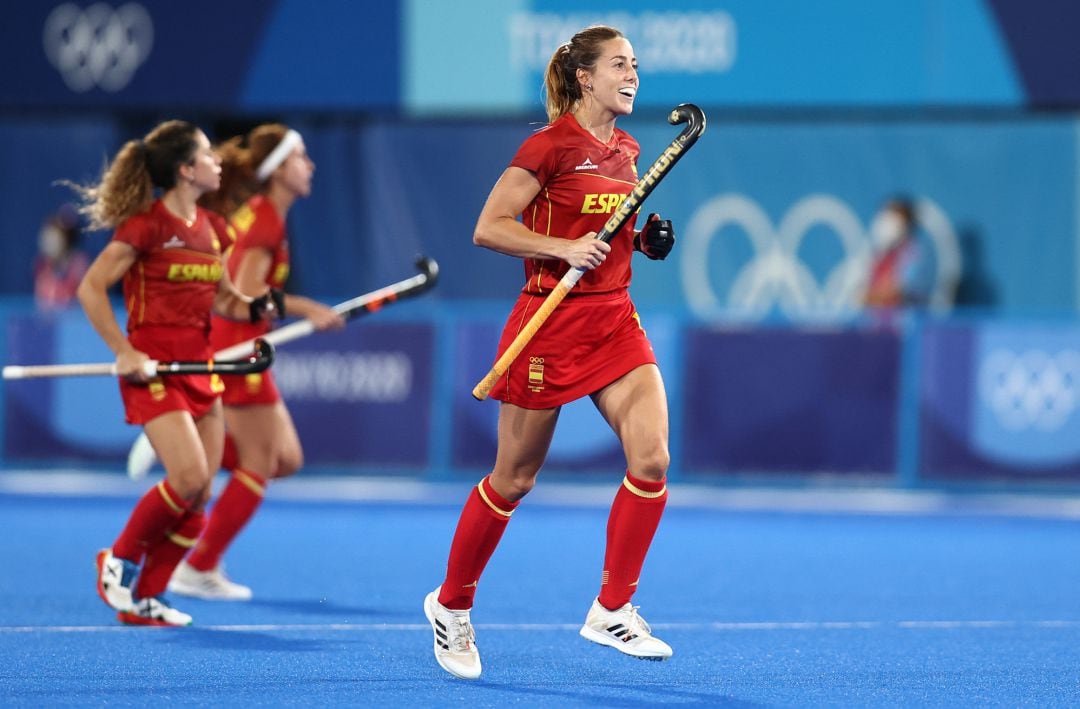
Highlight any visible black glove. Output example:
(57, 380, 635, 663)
(633, 213, 675, 260)
(248, 288, 286, 323)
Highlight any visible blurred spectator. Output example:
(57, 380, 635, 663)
(33, 203, 88, 310)
(863, 196, 934, 309)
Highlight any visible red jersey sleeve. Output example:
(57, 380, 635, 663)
(112, 212, 155, 254)
(510, 128, 560, 185)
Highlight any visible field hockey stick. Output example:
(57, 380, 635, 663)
(2, 338, 275, 380)
(471, 103, 707, 401)
(212, 256, 439, 360)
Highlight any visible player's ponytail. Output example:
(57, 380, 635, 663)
(68, 120, 201, 230)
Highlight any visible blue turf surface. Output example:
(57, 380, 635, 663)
(3, 485, 1080, 706)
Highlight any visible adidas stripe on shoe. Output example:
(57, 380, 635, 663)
(579, 598, 673, 660)
(424, 587, 481, 679)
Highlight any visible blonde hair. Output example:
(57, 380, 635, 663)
(200, 123, 292, 217)
(69, 120, 201, 230)
(543, 25, 624, 123)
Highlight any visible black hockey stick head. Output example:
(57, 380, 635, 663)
(243, 338, 275, 374)
(414, 255, 439, 291)
(156, 337, 275, 376)
(668, 103, 707, 148)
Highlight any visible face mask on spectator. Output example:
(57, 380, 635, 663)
(871, 210, 906, 251)
(38, 224, 65, 260)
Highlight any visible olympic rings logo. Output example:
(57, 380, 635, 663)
(978, 348, 1080, 432)
(43, 3, 153, 93)
(679, 193, 962, 320)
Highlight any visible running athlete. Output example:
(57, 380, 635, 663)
(128, 124, 343, 600)
(424, 25, 677, 679)
(75, 120, 277, 626)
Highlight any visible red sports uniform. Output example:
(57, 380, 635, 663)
(491, 113, 656, 408)
(114, 200, 227, 424)
(209, 194, 289, 406)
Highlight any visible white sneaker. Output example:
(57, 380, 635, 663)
(424, 587, 482, 680)
(168, 560, 253, 601)
(579, 598, 673, 660)
(95, 549, 137, 612)
(127, 432, 158, 480)
(117, 596, 193, 627)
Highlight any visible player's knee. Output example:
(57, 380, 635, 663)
(632, 446, 670, 482)
(491, 466, 539, 501)
(504, 476, 537, 500)
(274, 449, 303, 479)
(167, 462, 213, 501)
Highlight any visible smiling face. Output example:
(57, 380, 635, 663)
(579, 37, 639, 118)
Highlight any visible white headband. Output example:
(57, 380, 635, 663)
(255, 129, 302, 182)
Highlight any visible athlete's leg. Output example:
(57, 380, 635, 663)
(111, 409, 214, 565)
(267, 402, 303, 479)
(438, 403, 559, 610)
(590, 364, 670, 609)
(132, 402, 223, 599)
(184, 402, 279, 573)
(427, 403, 560, 679)
(591, 363, 670, 483)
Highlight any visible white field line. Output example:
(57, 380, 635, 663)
(2, 619, 1080, 634)
(7, 470, 1080, 519)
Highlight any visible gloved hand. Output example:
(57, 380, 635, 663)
(248, 288, 286, 323)
(633, 213, 675, 260)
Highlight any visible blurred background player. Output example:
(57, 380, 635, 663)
(33, 203, 88, 311)
(74, 119, 276, 626)
(424, 25, 677, 680)
(127, 124, 344, 600)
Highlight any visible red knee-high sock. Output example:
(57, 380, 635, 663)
(135, 509, 206, 599)
(597, 471, 668, 610)
(220, 433, 239, 472)
(112, 480, 189, 565)
(438, 475, 519, 610)
(186, 468, 267, 572)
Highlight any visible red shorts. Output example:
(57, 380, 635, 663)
(490, 289, 656, 409)
(210, 316, 281, 406)
(120, 326, 222, 425)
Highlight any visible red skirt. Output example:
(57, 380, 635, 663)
(490, 289, 656, 409)
(120, 326, 222, 425)
(210, 316, 281, 406)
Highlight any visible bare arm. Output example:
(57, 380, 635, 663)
(283, 294, 345, 331)
(76, 241, 150, 381)
(212, 250, 260, 322)
(473, 166, 610, 270)
(227, 247, 343, 330)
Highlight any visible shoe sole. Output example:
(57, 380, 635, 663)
(116, 611, 192, 627)
(168, 580, 252, 601)
(95, 549, 132, 613)
(579, 625, 671, 661)
(424, 592, 481, 680)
